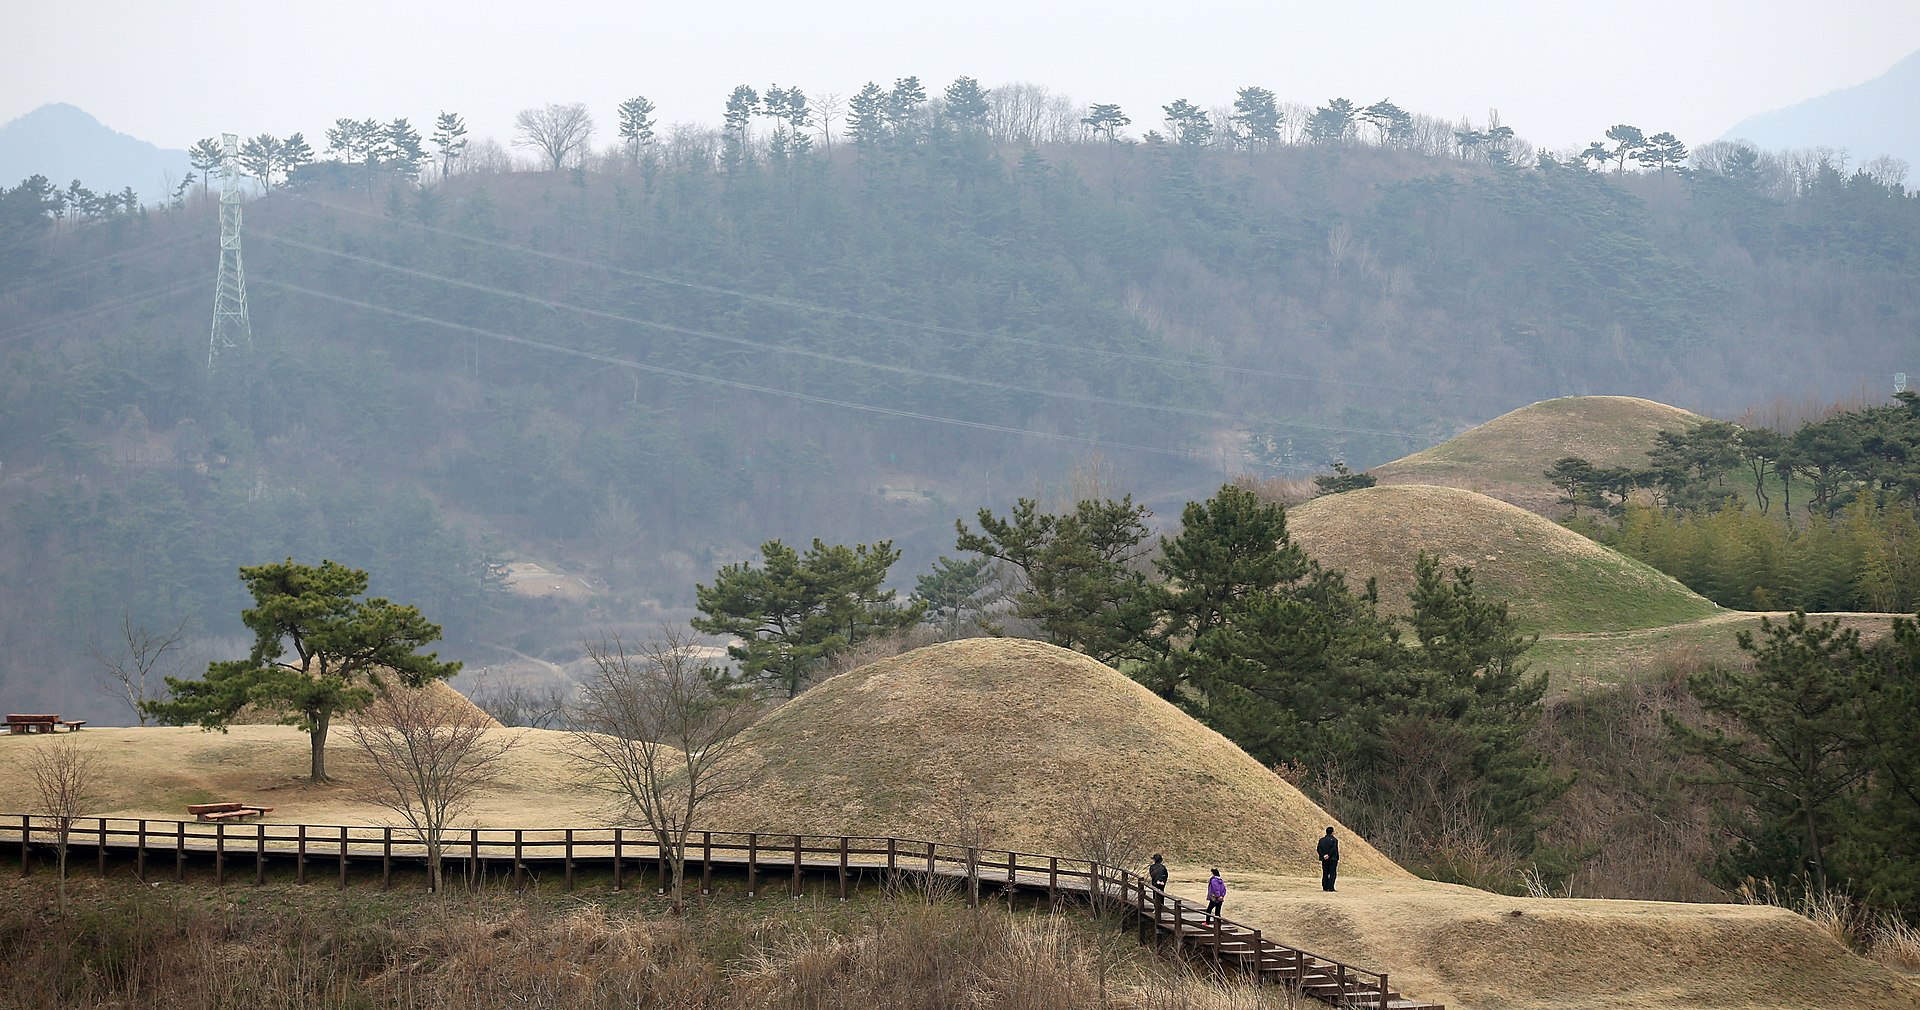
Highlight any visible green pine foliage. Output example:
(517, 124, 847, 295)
(145, 559, 462, 781)
(958, 484, 1562, 858)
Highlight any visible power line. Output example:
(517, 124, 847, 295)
(259, 279, 1217, 461)
(0, 280, 199, 343)
(0, 232, 205, 300)
(256, 232, 1429, 442)
(285, 193, 1475, 399)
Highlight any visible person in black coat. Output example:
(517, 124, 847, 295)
(1317, 827, 1339, 891)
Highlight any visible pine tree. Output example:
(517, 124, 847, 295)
(1665, 611, 1870, 890)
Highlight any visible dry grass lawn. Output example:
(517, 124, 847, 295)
(5, 639, 1917, 1009)
(1289, 484, 1720, 634)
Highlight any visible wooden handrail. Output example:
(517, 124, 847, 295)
(0, 813, 1409, 1006)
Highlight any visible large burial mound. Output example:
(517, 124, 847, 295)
(702, 637, 1408, 878)
(1374, 395, 1705, 513)
(1288, 484, 1720, 634)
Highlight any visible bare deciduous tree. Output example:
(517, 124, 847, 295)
(570, 630, 762, 912)
(348, 686, 516, 893)
(1062, 784, 1150, 916)
(28, 738, 99, 913)
(513, 103, 595, 171)
(467, 668, 570, 729)
(90, 613, 186, 724)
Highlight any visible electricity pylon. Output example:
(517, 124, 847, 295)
(208, 132, 252, 369)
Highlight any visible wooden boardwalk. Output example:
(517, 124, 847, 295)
(2, 815, 1442, 1009)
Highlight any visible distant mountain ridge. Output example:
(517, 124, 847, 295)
(1720, 49, 1920, 170)
(0, 103, 191, 203)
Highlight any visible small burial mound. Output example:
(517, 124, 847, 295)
(1204, 873, 1920, 1010)
(1374, 395, 1706, 513)
(1288, 484, 1720, 634)
(701, 637, 1408, 878)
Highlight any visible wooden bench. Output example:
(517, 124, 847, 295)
(188, 802, 275, 822)
(60, 719, 85, 731)
(5, 714, 60, 734)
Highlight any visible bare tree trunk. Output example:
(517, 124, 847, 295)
(310, 712, 330, 781)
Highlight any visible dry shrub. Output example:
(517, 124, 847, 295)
(1868, 915, 1920, 971)
(1738, 877, 1874, 951)
(1530, 671, 1727, 901)
(821, 624, 946, 680)
(0, 874, 1297, 1010)
(1230, 473, 1317, 507)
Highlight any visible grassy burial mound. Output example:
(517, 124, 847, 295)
(1288, 484, 1720, 635)
(1374, 395, 1706, 512)
(1190, 873, 1920, 1010)
(701, 637, 1408, 879)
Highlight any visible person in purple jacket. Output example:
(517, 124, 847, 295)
(1205, 868, 1226, 921)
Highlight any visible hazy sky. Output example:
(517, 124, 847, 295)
(5, 0, 1918, 157)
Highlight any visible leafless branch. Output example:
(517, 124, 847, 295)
(569, 629, 763, 911)
(90, 613, 187, 724)
(28, 737, 99, 912)
(348, 686, 517, 893)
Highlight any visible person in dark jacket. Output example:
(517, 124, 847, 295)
(1317, 827, 1340, 891)
(1148, 853, 1169, 892)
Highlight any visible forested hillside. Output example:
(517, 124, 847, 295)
(2, 85, 1916, 715)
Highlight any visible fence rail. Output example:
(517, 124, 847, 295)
(0, 814, 1433, 1009)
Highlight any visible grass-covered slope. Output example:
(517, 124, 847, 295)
(1373, 395, 1706, 512)
(702, 638, 1409, 879)
(1289, 484, 1720, 634)
(1530, 611, 1904, 691)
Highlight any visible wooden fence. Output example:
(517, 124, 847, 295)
(0, 814, 1436, 1009)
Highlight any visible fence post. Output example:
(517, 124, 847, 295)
(790, 834, 802, 898)
(469, 830, 480, 890)
(1336, 963, 1347, 1002)
(512, 829, 524, 889)
(174, 820, 184, 881)
(887, 837, 897, 886)
(215, 821, 225, 886)
(1048, 855, 1057, 906)
(16, 815, 26, 877)
(1154, 886, 1166, 952)
(136, 820, 146, 881)
(1134, 872, 1146, 929)
(338, 826, 349, 889)
(702, 831, 713, 895)
(746, 833, 758, 897)
(98, 818, 108, 878)
(297, 824, 307, 885)
(564, 829, 574, 891)
(926, 842, 936, 890)
(382, 827, 392, 890)
(659, 837, 670, 896)
(1379, 972, 1389, 1010)
(837, 837, 848, 900)
(254, 822, 265, 886)
(1248, 928, 1262, 979)
(613, 827, 623, 891)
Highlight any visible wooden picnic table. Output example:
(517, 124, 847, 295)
(5, 714, 83, 734)
(187, 802, 274, 822)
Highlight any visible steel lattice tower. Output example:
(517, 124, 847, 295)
(208, 133, 252, 369)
